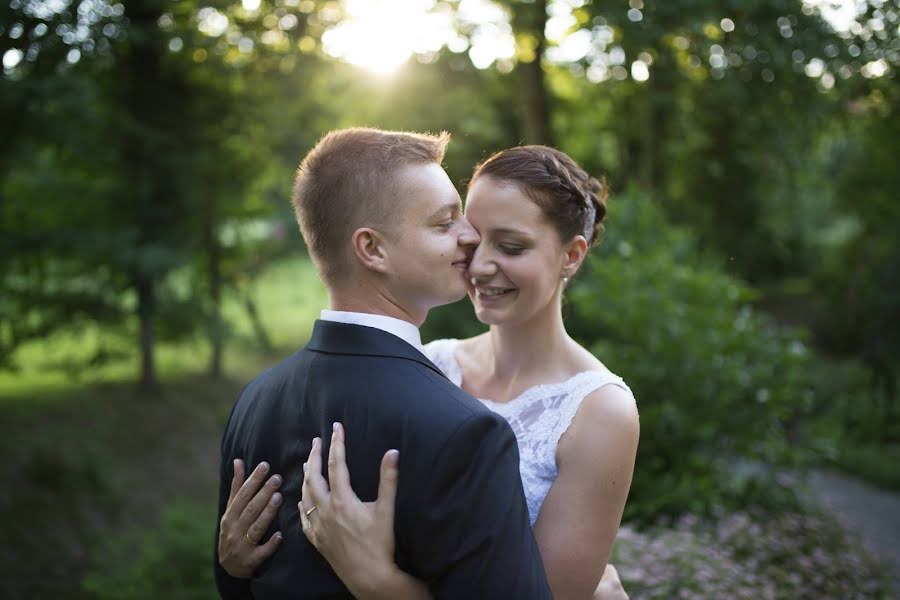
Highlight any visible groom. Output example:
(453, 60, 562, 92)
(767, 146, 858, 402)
(215, 128, 553, 598)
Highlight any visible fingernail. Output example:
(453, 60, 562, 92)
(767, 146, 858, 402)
(313, 437, 320, 448)
(233, 459, 240, 469)
(387, 449, 399, 465)
(274, 531, 283, 541)
(332, 421, 339, 432)
(270, 475, 282, 487)
(271, 492, 282, 506)
(302, 462, 308, 474)
(260, 461, 269, 473)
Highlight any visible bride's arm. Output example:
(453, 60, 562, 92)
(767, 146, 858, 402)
(532, 385, 640, 600)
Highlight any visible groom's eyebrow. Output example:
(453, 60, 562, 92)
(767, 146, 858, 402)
(426, 201, 459, 219)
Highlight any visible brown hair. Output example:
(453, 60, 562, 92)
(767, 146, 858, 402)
(292, 128, 450, 286)
(470, 145, 608, 246)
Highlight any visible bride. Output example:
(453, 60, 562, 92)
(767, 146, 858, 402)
(219, 145, 639, 599)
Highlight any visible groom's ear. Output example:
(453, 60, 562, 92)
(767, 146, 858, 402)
(351, 227, 390, 274)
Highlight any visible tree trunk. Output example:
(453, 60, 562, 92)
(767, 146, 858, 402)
(245, 295, 273, 354)
(136, 274, 158, 392)
(121, 0, 169, 392)
(514, 0, 554, 146)
(208, 229, 224, 378)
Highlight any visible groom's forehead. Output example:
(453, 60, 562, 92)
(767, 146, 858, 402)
(394, 165, 459, 205)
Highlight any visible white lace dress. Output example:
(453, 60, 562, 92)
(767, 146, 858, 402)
(425, 338, 635, 526)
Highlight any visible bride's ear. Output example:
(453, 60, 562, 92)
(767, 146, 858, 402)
(351, 227, 390, 274)
(562, 235, 589, 276)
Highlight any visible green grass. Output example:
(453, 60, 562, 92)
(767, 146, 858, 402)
(0, 255, 327, 401)
(220, 255, 328, 350)
(0, 255, 326, 598)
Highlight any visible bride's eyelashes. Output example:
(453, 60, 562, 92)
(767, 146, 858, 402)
(498, 242, 527, 256)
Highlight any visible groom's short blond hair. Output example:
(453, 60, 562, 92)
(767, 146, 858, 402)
(292, 128, 450, 286)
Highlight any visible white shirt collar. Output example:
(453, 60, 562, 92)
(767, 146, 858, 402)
(320, 310, 424, 354)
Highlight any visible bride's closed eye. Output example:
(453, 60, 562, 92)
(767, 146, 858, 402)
(498, 243, 526, 256)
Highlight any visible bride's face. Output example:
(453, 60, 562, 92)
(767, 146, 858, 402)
(463, 176, 569, 326)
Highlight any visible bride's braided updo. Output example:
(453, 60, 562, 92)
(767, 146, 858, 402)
(470, 145, 608, 246)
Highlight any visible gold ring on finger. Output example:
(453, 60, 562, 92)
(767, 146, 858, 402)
(245, 532, 257, 545)
(304, 505, 318, 517)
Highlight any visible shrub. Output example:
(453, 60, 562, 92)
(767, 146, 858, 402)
(82, 500, 216, 600)
(568, 191, 817, 520)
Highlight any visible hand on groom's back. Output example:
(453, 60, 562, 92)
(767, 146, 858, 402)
(218, 459, 284, 578)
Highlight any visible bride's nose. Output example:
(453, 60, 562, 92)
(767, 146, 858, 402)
(467, 244, 497, 280)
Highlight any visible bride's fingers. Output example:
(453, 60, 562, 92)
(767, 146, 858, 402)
(224, 461, 271, 522)
(375, 449, 400, 525)
(227, 459, 246, 507)
(238, 474, 283, 536)
(302, 437, 330, 507)
(250, 530, 284, 566)
(327, 423, 353, 499)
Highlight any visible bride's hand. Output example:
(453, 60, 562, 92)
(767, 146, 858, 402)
(218, 459, 284, 578)
(299, 422, 401, 596)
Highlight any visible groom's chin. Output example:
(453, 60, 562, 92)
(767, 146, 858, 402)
(434, 287, 469, 308)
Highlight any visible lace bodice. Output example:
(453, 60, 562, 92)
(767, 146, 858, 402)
(425, 338, 634, 526)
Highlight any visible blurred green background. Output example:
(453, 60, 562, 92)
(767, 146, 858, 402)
(1, 0, 898, 597)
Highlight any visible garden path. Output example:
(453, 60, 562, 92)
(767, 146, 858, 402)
(806, 469, 900, 595)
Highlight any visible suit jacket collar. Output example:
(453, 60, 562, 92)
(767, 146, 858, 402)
(306, 320, 447, 379)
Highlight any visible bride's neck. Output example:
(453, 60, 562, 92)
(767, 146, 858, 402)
(484, 302, 570, 382)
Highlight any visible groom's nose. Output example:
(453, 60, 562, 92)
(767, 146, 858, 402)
(457, 215, 480, 247)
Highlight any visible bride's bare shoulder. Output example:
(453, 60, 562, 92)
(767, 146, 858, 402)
(567, 338, 613, 375)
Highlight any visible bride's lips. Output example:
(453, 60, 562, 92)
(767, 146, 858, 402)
(473, 285, 517, 304)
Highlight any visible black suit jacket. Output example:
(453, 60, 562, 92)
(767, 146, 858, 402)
(215, 320, 552, 599)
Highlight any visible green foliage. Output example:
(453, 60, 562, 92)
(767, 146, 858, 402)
(831, 443, 900, 492)
(27, 443, 110, 497)
(566, 190, 815, 520)
(1, 0, 896, 543)
(82, 500, 217, 600)
(0, 255, 324, 397)
(811, 81, 900, 442)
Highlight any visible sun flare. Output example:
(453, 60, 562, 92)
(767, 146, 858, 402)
(321, 0, 455, 74)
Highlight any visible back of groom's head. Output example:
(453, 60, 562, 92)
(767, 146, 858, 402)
(292, 127, 450, 286)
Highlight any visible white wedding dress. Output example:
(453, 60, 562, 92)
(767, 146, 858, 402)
(425, 338, 635, 526)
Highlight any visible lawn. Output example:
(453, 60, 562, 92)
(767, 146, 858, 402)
(0, 255, 326, 598)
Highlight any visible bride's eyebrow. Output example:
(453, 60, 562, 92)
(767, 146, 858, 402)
(491, 227, 528, 236)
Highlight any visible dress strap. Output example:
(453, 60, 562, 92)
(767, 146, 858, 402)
(550, 372, 633, 455)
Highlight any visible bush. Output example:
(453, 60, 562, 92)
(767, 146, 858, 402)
(831, 443, 900, 492)
(568, 190, 817, 521)
(82, 500, 216, 600)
